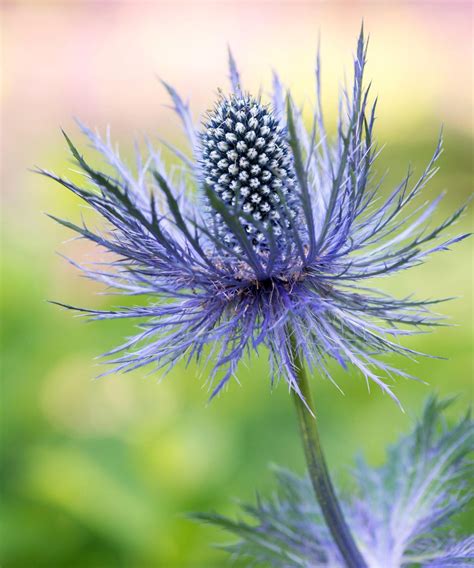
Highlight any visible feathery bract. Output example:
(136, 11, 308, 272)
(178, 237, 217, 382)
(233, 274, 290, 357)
(42, 29, 469, 404)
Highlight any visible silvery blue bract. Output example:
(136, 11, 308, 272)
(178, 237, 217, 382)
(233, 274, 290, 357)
(41, 29, 468, 405)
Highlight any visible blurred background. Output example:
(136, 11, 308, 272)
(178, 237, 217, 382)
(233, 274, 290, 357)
(1, 1, 473, 567)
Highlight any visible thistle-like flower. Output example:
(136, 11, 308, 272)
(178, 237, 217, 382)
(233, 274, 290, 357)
(41, 29, 468, 405)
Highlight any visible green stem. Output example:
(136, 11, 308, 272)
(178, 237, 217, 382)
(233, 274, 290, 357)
(289, 333, 367, 568)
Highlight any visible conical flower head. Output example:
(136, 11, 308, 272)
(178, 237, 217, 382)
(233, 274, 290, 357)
(200, 95, 299, 254)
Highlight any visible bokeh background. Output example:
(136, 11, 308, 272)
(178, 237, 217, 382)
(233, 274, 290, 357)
(1, 2, 473, 567)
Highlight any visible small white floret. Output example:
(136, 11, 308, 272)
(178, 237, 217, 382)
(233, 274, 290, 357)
(248, 117, 258, 129)
(245, 131, 256, 143)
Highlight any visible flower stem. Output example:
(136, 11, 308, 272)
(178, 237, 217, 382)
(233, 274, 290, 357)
(289, 334, 367, 568)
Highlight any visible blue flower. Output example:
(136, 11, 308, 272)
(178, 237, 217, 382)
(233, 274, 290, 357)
(41, 29, 469, 405)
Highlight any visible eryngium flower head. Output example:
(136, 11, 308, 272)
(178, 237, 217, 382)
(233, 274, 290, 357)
(42, 29, 469, 405)
(200, 95, 300, 253)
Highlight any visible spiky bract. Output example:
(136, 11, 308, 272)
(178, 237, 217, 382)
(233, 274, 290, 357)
(41, 29, 469, 403)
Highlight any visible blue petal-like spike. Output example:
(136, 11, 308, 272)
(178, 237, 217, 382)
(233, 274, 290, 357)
(227, 46, 242, 96)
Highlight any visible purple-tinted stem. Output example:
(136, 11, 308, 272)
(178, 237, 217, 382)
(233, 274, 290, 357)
(290, 332, 367, 568)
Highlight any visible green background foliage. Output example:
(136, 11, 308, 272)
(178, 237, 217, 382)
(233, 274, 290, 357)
(1, 3, 472, 567)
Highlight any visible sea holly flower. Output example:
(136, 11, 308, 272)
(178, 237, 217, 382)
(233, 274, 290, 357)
(41, 30, 467, 406)
(42, 27, 470, 568)
(194, 397, 473, 567)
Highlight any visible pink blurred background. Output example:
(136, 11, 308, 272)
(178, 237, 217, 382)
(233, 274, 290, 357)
(1, 3, 473, 567)
(3, 2, 472, 175)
